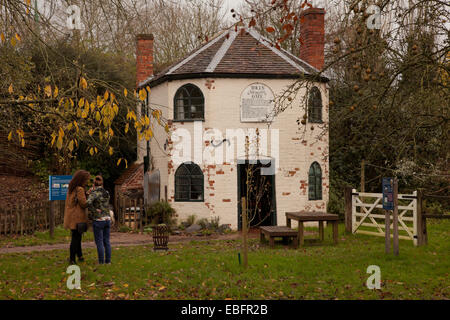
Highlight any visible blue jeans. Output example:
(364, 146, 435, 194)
(93, 220, 111, 264)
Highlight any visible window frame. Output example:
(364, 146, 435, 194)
(308, 86, 323, 124)
(173, 84, 205, 122)
(308, 162, 323, 201)
(174, 162, 204, 202)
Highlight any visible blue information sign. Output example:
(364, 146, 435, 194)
(49, 175, 72, 201)
(382, 177, 394, 210)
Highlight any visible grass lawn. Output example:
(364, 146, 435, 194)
(0, 226, 94, 247)
(0, 220, 448, 300)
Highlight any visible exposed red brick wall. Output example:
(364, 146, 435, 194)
(136, 34, 154, 87)
(300, 8, 325, 70)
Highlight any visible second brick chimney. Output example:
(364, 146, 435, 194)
(300, 8, 325, 70)
(136, 34, 154, 88)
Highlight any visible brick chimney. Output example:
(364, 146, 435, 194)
(299, 8, 325, 70)
(136, 34, 154, 88)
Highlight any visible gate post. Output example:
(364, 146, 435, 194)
(416, 189, 427, 246)
(344, 186, 352, 233)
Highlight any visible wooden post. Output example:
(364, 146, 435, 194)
(140, 198, 144, 233)
(344, 186, 353, 233)
(241, 197, 248, 268)
(392, 178, 399, 256)
(416, 190, 426, 246)
(49, 201, 55, 239)
(333, 221, 339, 244)
(298, 222, 304, 246)
(319, 221, 324, 241)
(385, 209, 390, 254)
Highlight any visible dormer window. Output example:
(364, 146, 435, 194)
(308, 86, 322, 123)
(174, 84, 204, 121)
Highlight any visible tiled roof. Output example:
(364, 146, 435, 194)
(139, 27, 327, 88)
(114, 163, 143, 185)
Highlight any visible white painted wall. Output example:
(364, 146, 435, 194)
(138, 77, 329, 229)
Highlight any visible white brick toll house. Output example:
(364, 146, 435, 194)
(130, 8, 330, 230)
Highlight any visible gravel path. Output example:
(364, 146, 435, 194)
(0, 231, 258, 254)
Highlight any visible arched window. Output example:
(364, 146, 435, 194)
(174, 84, 204, 120)
(308, 162, 322, 200)
(308, 86, 322, 123)
(175, 162, 204, 201)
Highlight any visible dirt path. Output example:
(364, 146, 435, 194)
(0, 231, 260, 254)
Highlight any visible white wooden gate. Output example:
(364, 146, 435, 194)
(352, 190, 418, 246)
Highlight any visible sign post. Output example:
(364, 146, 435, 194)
(382, 178, 394, 254)
(392, 178, 399, 256)
(49, 175, 72, 238)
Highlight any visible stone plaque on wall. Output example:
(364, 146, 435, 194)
(240, 83, 275, 122)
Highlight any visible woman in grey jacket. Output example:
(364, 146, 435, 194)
(87, 176, 112, 264)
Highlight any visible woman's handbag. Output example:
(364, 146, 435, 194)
(77, 222, 88, 234)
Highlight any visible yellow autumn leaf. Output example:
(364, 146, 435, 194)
(56, 136, 63, 149)
(124, 88, 128, 97)
(95, 111, 101, 121)
(125, 159, 128, 168)
(0, 33, 5, 43)
(73, 121, 79, 132)
(59, 127, 65, 138)
(104, 91, 109, 101)
(7, 131, 13, 141)
(15, 33, 21, 41)
(94, 147, 98, 154)
(146, 86, 151, 94)
(139, 89, 147, 101)
(8, 84, 13, 94)
(89, 148, 94, 156)
(109, 127, 114, 137)
(125, 123, 129, 134)
(51, 134, 56, 146)
(109, 147, 114, 156)
(44, 85, 52, 97)
(68, 140, 74, 152)
(21, 139, 25, 147)
(80, 77, 88, 90)
(53, 86, 59, 98)
(89, 129, 94, 136)
(11, 37, 16, 47)
(117, 158, 122, 166)
(79, 97, 85, 108)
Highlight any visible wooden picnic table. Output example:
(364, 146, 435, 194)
(285, 211, 339, 246)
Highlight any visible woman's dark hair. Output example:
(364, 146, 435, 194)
(68, 170, 90, 194)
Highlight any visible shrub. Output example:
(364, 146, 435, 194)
(210, 216, 220, 230)
(327, 187, 345, 217)
(119, 225, 131, 233)
(186, 214, 197, 227)
(144, 201, 177, 226)
(197, 218, 209, 229)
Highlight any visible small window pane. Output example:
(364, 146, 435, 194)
(308, 162, 322, 200)
(175, 162, 204, 202)
(174, 84, 204, 120)
(308, 87, 322, 123)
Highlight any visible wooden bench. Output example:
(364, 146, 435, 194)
(259, 226, 298, 249)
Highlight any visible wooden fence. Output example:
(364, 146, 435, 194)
(116, 196, 146, 232)
(0, 200, 65, 235)
(0, 196, 149, 236)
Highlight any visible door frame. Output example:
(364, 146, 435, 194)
(237, 159, 277, 230)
